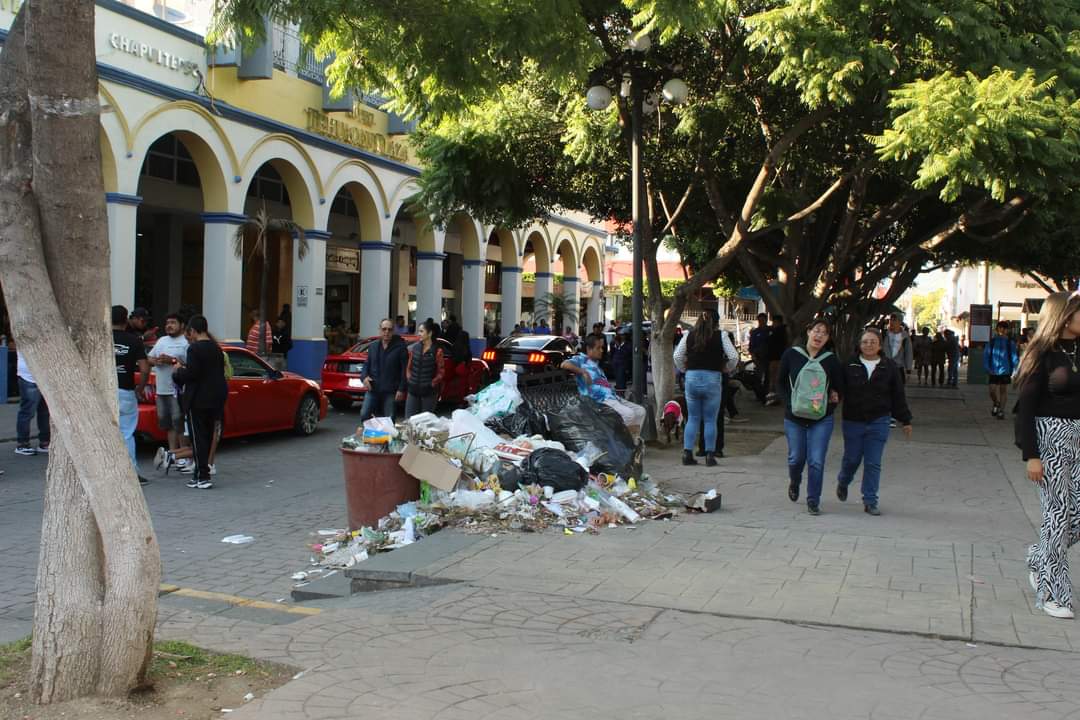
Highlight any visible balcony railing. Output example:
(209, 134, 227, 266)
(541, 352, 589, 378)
(271, 22, 323, 82)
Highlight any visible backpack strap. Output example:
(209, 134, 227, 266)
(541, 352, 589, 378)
(793, 346, 810, 360)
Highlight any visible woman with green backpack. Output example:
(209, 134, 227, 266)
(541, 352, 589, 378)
(779, 319, 845, 515)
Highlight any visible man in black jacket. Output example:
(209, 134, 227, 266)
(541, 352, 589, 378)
(173, 315, 227, 490)
(360, 319, 408, 421)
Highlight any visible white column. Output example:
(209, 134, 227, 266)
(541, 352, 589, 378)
(562, 276, 579, 333)
(106, 193, 139, 308)
(415, 252, 444, 325)
(534, 271, 553, 323)
(461, 260, 484, 338)
(588, 280, 603, 327)
(288, 230, 328, 378)
(359, 238, 393, 338)
(500, 265, 522, 336)
(201, 212, 246, 342)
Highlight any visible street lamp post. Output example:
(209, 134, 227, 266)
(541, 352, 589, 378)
(586, 34, 686, 440)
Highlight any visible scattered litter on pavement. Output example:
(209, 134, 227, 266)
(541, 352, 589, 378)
(243, 692, 255, 702)
(965, 575, 985, 584)
(221, 534, 255, 545)
(966, 643, 978, 648)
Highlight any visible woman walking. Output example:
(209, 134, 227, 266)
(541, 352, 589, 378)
(674, 313, 738, 466)
(405, 319, 446, 418)
(1016, 291, 1080, 619)
(836, 328, 912, 516)
(779, 319, 844, 515)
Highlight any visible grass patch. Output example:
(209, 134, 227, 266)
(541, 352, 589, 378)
(149, 640, 264, 682)
(0, 636, 31, 685)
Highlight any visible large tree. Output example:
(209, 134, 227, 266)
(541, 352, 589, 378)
(0, 1, 161, 704)
(214, 0, 1080, 414)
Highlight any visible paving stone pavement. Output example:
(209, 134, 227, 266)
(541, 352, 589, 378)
(4, 381, 1080, 717)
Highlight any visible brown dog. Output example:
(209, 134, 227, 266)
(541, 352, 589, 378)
(660, 399, 685, 444)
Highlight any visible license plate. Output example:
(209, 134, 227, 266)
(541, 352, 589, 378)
(347, 378, 364, 389)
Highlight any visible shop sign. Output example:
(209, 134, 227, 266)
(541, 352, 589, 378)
(108, 32, 202, 75)
(327, 247, 360, 274)
(304, 108, 410, 163)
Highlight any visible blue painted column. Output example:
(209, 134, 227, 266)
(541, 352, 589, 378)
(500, 265, 522, 337)
(416, 252, 445, 325)
(287, 229, 329, 379)
(533, 271, 554, 324)
(359, 240, 394, 338)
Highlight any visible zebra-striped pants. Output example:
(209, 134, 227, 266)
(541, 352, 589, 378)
(1027, 417, 1080, 610)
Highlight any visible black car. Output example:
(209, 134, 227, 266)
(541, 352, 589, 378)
(481, 335, 574, 377)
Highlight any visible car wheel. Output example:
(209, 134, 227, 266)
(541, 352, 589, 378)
(294, 394, 320, 435)
(329, 396, 353, 411)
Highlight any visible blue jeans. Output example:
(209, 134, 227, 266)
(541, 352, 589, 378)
(16, 377, 50, 446)
(684, 369, 723, 452)
(947, 356, 959, 385)
(837, 416, 891, 506)
(360, 390, 397, 422)
(784, 414, 835, 504)
(118, 389, 138, 471)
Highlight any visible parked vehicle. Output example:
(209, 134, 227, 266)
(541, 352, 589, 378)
(480, 335, 574, 378)
(136, 347, 328, 442)
(322, 335, 489, 411)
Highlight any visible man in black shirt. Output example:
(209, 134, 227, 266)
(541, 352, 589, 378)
(113, 306, 150, 485)
(174, 315, 228, 489)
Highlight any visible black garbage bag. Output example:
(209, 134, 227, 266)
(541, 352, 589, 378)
(544, 394, 642, 479)
(517, 447, 589, 491)
(485, 404, 546, 438)
(497, 463, 524, 491)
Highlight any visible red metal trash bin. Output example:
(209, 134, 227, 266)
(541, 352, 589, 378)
(340, 448, 420, 531)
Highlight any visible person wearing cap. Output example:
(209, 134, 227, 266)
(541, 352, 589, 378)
(127, 307, 159, 344)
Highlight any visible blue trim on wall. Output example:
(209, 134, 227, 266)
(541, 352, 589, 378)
(105, 192, 142, 206)
(592, 280, 604, 286)
(563, 276, 580, 284)
(201, 212, 248, 225)
(286, 338, 327, 381)
(416, 252, 446, 261)
(462, 259, 485, 268)
(502, 266, 522, 273)
(534, 272, 553, 279)
(359, 241, 394, 252)
(94, 63, 422, 178)
(305, 229, 333, 240)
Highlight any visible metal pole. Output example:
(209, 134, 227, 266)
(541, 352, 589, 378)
(630, 78, 645, 407)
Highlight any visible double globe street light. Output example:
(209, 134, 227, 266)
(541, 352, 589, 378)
(585, 32, 689, 438)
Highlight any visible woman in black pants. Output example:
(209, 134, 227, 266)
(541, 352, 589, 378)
(1016, 291, 1080, 620)
(173, 315, 227, 490)
(405, 319, 446, 418)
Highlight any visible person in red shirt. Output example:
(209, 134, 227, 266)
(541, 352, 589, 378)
(245, 310, 273, 354)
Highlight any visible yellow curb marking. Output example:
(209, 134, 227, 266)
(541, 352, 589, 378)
(159, 585, 322, 616)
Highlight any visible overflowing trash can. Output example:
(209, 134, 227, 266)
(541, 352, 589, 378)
(340, 448, 419, 531)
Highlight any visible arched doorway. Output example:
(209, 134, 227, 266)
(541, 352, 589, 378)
(554, 232, 579, 334)
(134, 132, 213, 326)
(521, 229, 551, 327)
(323, 181, 382, 352)
(580, 242, 605, 329)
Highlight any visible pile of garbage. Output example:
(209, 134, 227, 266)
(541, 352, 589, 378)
(298, 368, 719, 587)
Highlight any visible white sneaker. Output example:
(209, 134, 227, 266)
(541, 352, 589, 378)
(195, 479, 214, 490)
(1043, 601, 1074, 619)
(1029, 571, 1038, 592)
(178, 462, 195, 474)
(154, 447, 167, 470)
(209, 464, 216, 476)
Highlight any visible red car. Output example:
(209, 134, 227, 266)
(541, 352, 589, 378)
(321, 335, 490, 411)
(136, 346, 328, 443)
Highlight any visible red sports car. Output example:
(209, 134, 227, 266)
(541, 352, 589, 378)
(136, 346, 328, 443)
(321, 335, 490, 411)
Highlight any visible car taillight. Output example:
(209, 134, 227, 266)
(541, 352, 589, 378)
(482, 350, 495, 361)
(527, 352, 546, 364)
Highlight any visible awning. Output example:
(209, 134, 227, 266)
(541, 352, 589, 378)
(1021, 298, 1045, 315)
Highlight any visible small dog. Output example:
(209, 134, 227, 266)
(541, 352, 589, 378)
(660, 399, 685, 444)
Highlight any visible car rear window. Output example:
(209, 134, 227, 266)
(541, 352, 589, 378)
(348, 339, 377, 354)
(497, 336, 554, 349)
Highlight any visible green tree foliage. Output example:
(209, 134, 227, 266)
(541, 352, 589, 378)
(911, 288, 946, 333)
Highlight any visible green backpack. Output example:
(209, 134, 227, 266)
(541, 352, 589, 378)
(790, 347, 832, 420)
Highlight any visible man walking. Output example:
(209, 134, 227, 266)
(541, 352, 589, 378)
(983, 321, 1019, 419)
(113, 306, 150, 485)
(748, 313, 771, 402)
(174, 315, 228, 489)
(360, 319, 408, 421)
(14, 351, 49, 456)
(884, 314, 914, 381)
(149, 313, 189, 471)
(944, 328, 960, 387)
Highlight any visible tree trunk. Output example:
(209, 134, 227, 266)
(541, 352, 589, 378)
(0, 1, 161, 703)
(259, 240, 270, 356)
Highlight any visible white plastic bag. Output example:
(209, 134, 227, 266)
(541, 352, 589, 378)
(466, 371, 523, 421)
(363, 417, 397, 436)
(452, 489, 496, 509)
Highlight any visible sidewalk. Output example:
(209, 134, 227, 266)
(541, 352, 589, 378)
(147, 380, 1080, 719)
